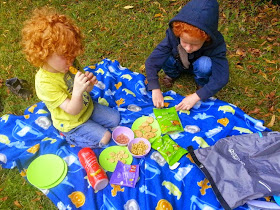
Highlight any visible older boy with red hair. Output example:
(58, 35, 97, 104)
(145, 0, 229, 111)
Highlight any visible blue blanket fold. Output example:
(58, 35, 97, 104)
(0, 58, 270, 210)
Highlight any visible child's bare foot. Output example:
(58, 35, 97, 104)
(99, 131, 111, 146)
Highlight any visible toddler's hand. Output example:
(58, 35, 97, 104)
(85, 71, 98, 85)
(72, 71, 90, 96)
(176, 93, 200, 111)
(152, 89, 164, 108)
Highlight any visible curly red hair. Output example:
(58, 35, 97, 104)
(172, 21, 210, 42)
(21, 7, 84, 67)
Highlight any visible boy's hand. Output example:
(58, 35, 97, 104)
(72, 71, 90, 96)
(152, 89, 164, 108)
(176, 93, 200, 111)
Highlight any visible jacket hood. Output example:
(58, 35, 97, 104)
(169, 0, 219, 43)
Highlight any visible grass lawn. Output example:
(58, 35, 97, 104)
(0, 0, 279, 209)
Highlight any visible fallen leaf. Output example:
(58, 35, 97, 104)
(139, 65, 145, 72)
(269, 106, 274, 112)
(154, 13, 163, 18)
(175, 84, 184, 88)
(256, 100, 264, 105)
(236, 65, 244, 70)
(258, 71, 269, 81)
(32, 197, 41, 202)
(248, 108, 260, 115)
(124, 5, 133, 9)
(266, 37, 276, 42)
(260, 41, 267, 46)
(264, 58, 277, 64)
(236, 48, 246, 57)
(14, 200, 22, 208)
(263, 113, 271, 117)
(266, 115, 275, 127)
(266, 91, 276, 99)
(0, 196, 8, 201)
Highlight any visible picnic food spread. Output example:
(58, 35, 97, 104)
(83, 111, 186, 189)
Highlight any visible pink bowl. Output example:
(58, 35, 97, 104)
(127, 138, 151, 158)
(112, 126, 134, 146)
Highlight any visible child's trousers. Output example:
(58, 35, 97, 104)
(62, 101, 120, 148)
(162, 55, 212, 87)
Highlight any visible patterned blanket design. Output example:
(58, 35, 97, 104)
(0, 59, 270, 210)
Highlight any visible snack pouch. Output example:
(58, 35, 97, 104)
(151, 134, 187, 166)
(110, 161, 139, 188)
(153, 107, 184, 134)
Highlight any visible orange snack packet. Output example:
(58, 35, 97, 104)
(69, 66, 78, 74)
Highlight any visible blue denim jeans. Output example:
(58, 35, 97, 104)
(62, 101, 120, 148)
(162, 55, 212, 87)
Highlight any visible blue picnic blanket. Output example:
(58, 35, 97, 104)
(0, 58, 272, 210)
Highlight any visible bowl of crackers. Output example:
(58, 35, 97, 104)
(127, 138, 151, 158)
(112, 126, 134, 146)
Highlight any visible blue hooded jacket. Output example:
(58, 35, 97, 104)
(145, 0, 229, 101)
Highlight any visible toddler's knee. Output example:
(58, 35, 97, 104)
(194, 56, 212, 74)
(111, 111, 121, 127)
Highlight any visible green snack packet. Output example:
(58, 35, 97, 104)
(153, 107, 184, 134)
(151, 135, 187, 166)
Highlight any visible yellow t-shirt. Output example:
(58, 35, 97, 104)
(35, 67, 94, 132)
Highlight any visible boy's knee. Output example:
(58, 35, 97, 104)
(193, 56, 212, 74)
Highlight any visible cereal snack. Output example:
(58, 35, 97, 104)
(128, 138, 151, 158)
(130, 140, 149, 156)
(151, 135, 187, 166)
(153, 107, 184, 134)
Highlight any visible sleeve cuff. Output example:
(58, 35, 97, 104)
(196, 86, 213, 101)
(147, 79, 161, 91)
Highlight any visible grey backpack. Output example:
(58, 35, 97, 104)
(188, 132, 280, 209)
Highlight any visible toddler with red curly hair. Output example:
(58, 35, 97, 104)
(21, 7, 120, 148)
(145, 0, 229, 111)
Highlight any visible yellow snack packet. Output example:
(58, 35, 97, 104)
(69, 59, 85, 74)
(69, 66, 78, 74)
